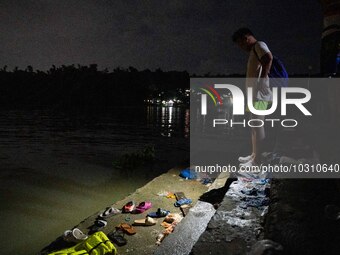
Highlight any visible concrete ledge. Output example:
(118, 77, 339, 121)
(154, 201, 216, 255)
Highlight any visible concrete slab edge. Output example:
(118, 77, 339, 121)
(153, 201, 216, 255)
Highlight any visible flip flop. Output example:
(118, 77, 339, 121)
(122, 201, 136, 213)
(174, 198, 192, 207)
(99, 206, 121, 219)
(133, 201, 152, 214)
(108, 230, 127, 246)
(133, 216, 157, 226)
(147, 208, 170, 218)
(116, 223, 136, 235)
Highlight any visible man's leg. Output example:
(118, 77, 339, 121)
(238, 112, 255, 163)
(252, 115, 265, 164)
(252, 131, 256, 157)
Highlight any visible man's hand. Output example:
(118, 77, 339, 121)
(257, 78, 270, 95)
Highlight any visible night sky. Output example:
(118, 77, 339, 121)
(0, 0, 322, 75)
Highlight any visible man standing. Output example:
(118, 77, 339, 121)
(232, 27, 273, 167)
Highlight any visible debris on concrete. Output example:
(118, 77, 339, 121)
(191, 174, 270, 255)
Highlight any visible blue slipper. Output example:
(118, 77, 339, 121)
(179, 169, 197, 180)
(147, 208, 170, 218)
(174, 198, 192, 207)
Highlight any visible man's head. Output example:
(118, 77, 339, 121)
(232, 27, 257, 52)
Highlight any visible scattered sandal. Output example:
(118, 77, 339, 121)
(90, 219, 107, 233)
(122, 201, 136, 213)
(174, 198, 192, 207)
(99, 206, 121, 219)
(133, 216, 157, 226)
(160, 221, 172, 228)
(116, 223, 136, 235)
(108, 229, 127, 246)
(163, 213, 183, 223)
(63, 228, 88, 243)
(133, 201, 152, 214)
(147, 208, 170, 218)
(166, 192, 176, 199)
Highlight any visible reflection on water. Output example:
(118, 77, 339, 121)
(146, 106, 190, 138)
(0, 106, 189, 255)
(161, 106, 173, 137)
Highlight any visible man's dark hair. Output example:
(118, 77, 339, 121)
(232, 27, 254, 42)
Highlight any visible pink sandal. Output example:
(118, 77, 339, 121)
(133, 201, 152, 213)
(122, 201, 136, 213)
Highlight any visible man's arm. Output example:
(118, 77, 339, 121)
(258, 52, 273, 94)
(259, 52, 273, 78)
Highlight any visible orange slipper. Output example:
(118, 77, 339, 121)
(161, 221, 172, 228)
(116, 223, 136, 235)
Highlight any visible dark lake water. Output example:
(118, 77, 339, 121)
(0, 106, 189, 255)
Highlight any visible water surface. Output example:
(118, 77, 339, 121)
(0, 106, 189, 254)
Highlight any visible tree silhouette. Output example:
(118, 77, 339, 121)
(0, 64, 190, 110)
